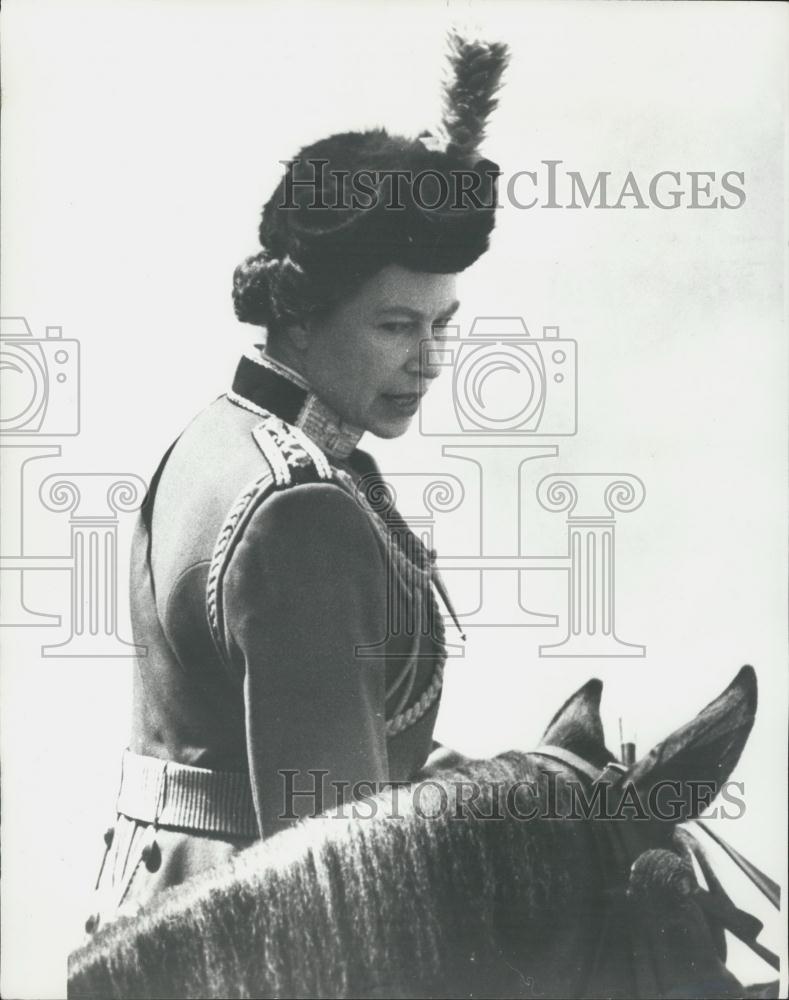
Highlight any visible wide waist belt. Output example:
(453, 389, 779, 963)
(116, 749, 260, 838)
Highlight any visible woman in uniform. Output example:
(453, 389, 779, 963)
(86, 32, 509, 933)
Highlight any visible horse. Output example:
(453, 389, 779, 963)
(68, 665, 780, 999)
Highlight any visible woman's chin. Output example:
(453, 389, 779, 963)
(367, 395, 424, 438)
(369, 414, 414, 439)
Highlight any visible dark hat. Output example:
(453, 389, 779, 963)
(233, 32, 510, 329)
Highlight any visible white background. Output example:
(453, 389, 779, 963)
(1, 1, 787, 996)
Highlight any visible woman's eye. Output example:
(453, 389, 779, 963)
(380, 321, 414, 333)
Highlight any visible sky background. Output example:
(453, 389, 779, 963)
(1, 1, 787, 995)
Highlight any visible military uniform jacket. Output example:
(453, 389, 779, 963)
(124, 350, 448, 848)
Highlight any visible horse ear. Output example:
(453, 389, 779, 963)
(629, 666, 757, 820)
(539, 678, 615, 768)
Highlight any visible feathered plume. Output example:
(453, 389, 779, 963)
(438, 31, 510, 158)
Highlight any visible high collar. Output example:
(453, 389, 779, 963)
(228, 349, 365, 460)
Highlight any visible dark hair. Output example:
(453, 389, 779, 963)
(232, 129, 501, 334)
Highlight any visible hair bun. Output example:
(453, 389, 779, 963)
(232, 251, 279, 327)
(233, 250, 317, 330)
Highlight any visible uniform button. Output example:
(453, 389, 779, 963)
(142, 838, 161, 873)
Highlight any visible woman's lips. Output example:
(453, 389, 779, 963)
(382, 392, 423, 415)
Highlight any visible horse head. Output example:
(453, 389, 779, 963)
(517, 663, 761, 999)
(69, 666, 775, 1000)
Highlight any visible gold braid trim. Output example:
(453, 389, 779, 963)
(206, 469, 277, 671)
(207, 411, 331, 669)
(386, 664, 445, 737)
(332, 469, 448, 738)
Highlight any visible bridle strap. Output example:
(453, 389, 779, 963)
(528, 745, 619, 784)
(533, 746, 780, 910)
(694, 819, 781, 911)
(528, 743, 782, 987)
(530, 744, 661, 998)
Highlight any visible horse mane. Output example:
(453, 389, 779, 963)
(69, 754, 593, 999)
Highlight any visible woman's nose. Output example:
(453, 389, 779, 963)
(406, 330, 444, 380)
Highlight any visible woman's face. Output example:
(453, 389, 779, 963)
(299, 264, 459, 438)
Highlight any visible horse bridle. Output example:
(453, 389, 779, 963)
(529, 745, 780, 997)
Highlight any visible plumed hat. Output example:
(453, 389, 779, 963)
(233, 32, 510, 329)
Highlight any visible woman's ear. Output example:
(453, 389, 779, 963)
(628, 665, 757, 819)
(281, 320, 312, 352)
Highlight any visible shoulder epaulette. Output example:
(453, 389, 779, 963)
(251, 412, 333, 485)
(206, 411, 333, 668)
